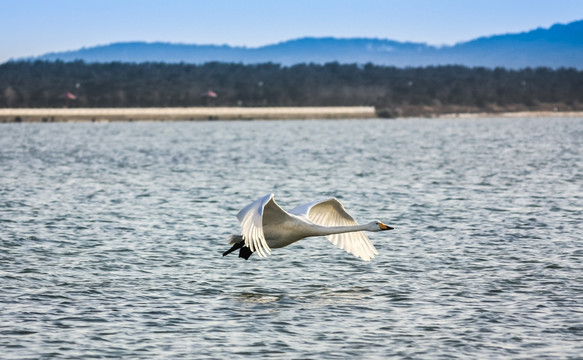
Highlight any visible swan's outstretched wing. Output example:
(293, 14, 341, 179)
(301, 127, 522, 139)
(236, 193, 291, 257)
(290, 198, 378, 261)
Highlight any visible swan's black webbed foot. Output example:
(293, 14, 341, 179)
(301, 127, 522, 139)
(223, 241, 244, 257)
(223, 241, 254, 260)
(238, 245, 253, 260)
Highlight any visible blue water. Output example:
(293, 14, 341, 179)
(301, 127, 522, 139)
(1, 117, 582, 359)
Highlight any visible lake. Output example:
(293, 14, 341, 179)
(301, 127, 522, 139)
(1, 117, 582, 358)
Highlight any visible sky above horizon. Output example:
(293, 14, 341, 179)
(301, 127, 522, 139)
(1, 0, 582, 63)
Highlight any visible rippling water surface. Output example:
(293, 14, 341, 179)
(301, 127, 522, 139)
(1, 117, 582, 359)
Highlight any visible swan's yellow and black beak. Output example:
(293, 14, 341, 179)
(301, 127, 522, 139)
(379, 222, 394, 231)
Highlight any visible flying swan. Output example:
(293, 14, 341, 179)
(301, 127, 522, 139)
(223, 194, 393, 261)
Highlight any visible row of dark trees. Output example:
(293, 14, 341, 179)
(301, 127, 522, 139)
(1, 60, 581, 110)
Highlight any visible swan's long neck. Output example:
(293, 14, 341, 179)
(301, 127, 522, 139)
(311, 224, 369, 237)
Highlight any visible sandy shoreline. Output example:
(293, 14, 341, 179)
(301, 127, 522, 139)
(0, 107, 377, 122)
(0, 107, 582, 123)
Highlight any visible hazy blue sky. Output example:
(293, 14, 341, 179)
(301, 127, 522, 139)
(1, 0, 582, 63)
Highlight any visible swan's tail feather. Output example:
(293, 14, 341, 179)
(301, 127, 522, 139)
(228, 235, 243, 245)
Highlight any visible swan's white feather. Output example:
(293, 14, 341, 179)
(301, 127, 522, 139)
(290, 198, 378, 261)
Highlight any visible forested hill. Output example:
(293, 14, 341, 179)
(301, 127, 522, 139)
(27, 20, 583, 69)
(1, 61, 582, 116)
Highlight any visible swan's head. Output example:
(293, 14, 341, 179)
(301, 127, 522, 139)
(368, 221, 394, 232)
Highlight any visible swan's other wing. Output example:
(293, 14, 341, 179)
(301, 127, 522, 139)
(290, 198, 378, 261)
(236, 193, 291, 257)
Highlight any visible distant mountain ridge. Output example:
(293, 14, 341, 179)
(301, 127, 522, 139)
(28, 20, 583, 69)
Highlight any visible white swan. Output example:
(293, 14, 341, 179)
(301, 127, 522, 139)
(223, 194, 393, 261)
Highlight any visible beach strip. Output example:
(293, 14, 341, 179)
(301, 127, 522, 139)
(1, 107, 582, 123)
(0, 106, 377, 122)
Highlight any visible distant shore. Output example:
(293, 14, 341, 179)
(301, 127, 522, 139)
(436, 111, 583, 119)
(0, 107, 581, 123)
(0, 107, 377, 123)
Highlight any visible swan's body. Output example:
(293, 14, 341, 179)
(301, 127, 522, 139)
(223, 194, 393, 261)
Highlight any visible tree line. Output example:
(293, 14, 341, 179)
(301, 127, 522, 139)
(1, 60, 581, 114)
